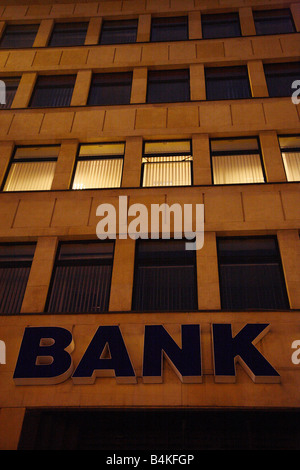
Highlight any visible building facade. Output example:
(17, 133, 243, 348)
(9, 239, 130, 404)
(0, 0, 299, 450)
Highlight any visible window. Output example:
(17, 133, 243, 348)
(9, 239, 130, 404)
(3, 145, 59, 191)
(99, 19, 138, 44)
(279, 135, 300, 181)
(29, 75, 76, 108)
(264, 62, 300, 97)
(132, 239, 198, 312)
(0, 244, 35, 314)
(211, 138, 265, 184)
(72, 143, 124, 189)
(150, 16, 188, 42)
(142, 140, 192, 187)
(253, 9, 296, 35)
(217, 236, 289, 310)
(46, 242, 114, 313)
(88, 72, 132, 106)
(0, 77, 20, 109)
(48, 22, 88, 47)
(201, 12, 241, 39)
(0, 24, 39, 48)
(147, 69, 190, 103)
(205, 66, 251, 100)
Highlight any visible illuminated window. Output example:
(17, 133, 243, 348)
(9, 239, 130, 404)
(142, 141, 192, 187)
(0, 77, 20, 109)
(0, 244, 35, 314)
(254, 9, 295, 35)
(47, 241, 114, 313)
(217, 237, 289, 310)
(3, 145, 59, 191)
(99, 19, 138, 44)
(72, 143, 124, 190)
(279, 135, 300, 182)
(264, 62, 300, 97)
(48, 22, 88, 47)
(132, 239, 198, 312)
(205, 66, 251, 100)
(147, 69, 190, 103)
(88, 73, 132, 106)
(201, 12, 241, 39)
(30, 75, 76, 108)
(150, 16, 188, 42)
(0, 24, 39, 48)
(211, 138, 265, 184)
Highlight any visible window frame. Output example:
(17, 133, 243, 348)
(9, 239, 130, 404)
(71, 142, 125, 190)
(99, 19, 138, 45)
(45, 240, 115, 314)
(0, 24, 39, 49)
(141, 139, 193, 188)
(205, 65, 252, 101)
(150, 15, 189, 42)
(47, 21, 89, 47)
(217, 235, 290, 311)
(29, 74, 76, 108)
(87, 72, 133, 106)
(1, 144, 60, 192)
(210, 136, 266, 185)
(146, 68, 190, 104)
(253, 8, 296, 36)
(132, 238, 198, 312)
(201, 12, 241, 39)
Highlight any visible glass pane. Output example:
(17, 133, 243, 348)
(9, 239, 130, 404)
(142, 156, 192, 186)
(0, 244, 35, 262)
(202, 13, 241, 39)
(264, 63, 300, 97)
(279, 135, 300, 149)
(14, 145, 60, 159)
(254, 9, 295, 35)
(79, 143, 125, 157)
(151, 16, 188, 42)
(4, 161, 56, 191)
(72, 158, 123, 189)
(212, 154, 264, 184)
(58, 242, 114, 261)
(0, 24, 39, 48)
(30, 75, 76, 107)
(206, 66, 251, 100)
(88, 73, 132, 106)
(211, 138, 259, 153)
(144, 140, 191, 154)
(99, 19, 138, 44)
(48, 22, 88, 47)
(282, 152, 300, 181)
(147, 70, 190, 103)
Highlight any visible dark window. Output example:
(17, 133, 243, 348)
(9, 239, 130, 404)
(0, 24, 39, 48)
(147, 69, 190, 103)
(99, 19, 138, 44)
(254, 9, 296, 35)
(217, 236, 289, 310)
(0, 77, 20, 109)
(46, 242, 114, 313)
(150, 16, 188, 42)
(29, 75, 76, 108)
(201, 12, 241, 39)
(0, 244, 35, 314)
(205, 66, 251, 100)
(48, 22, 88, 47)
(88, 72, 132, 106)
(264, 62, 300, 97)
(132, 239, 198, 312)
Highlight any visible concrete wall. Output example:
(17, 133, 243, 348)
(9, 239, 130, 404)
(0, 0, 299, 449)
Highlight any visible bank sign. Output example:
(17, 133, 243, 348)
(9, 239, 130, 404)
(11, 323, 282, 385)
